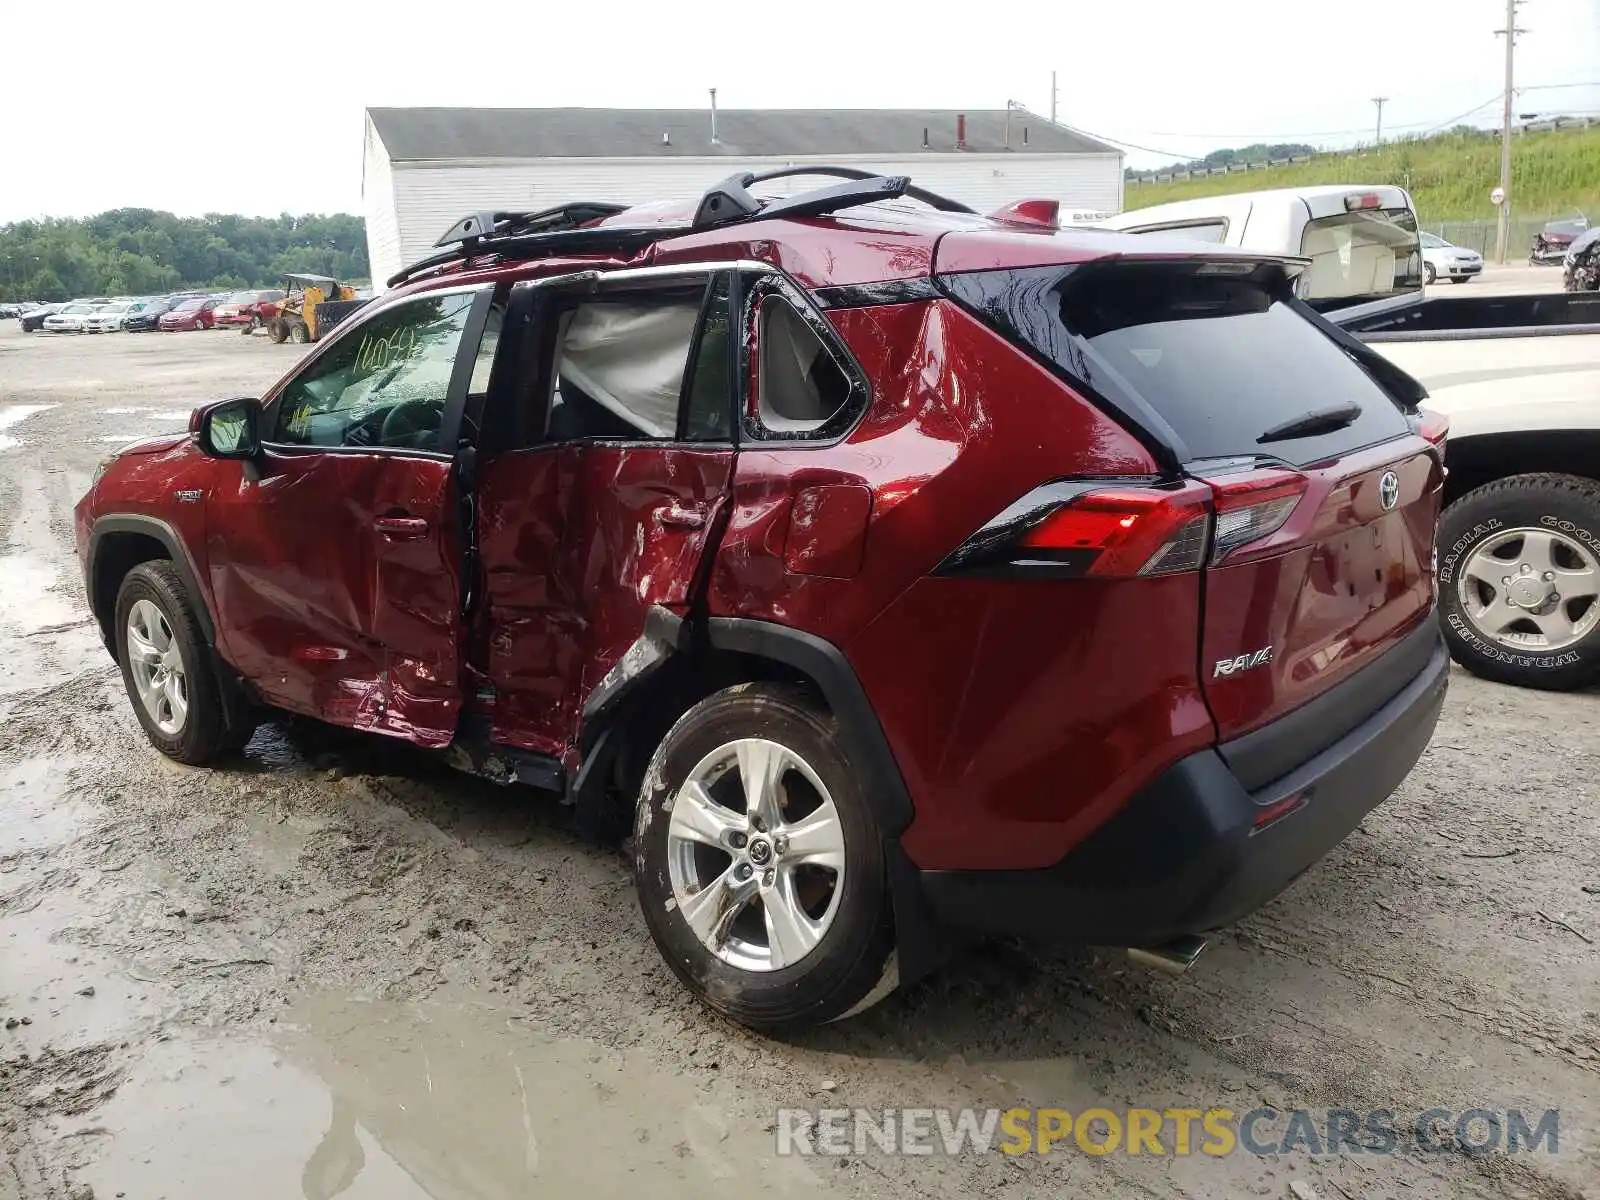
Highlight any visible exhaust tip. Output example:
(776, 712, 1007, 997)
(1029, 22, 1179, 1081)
(1127, 936, 1209, 977)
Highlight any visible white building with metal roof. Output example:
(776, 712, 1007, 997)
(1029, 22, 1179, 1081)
(362, 106, 1124, 288)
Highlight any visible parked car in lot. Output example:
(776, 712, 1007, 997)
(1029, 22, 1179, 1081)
(122, 298, 173, 332)
(20, 303, 64, 332)
(213, 288, 286, 332)
(1099, 185, 1425, 309)
(158, 297, 220, 331)
(1563, 226, 1600, 292)
(44, 302, 104, 333)
(83, 300, 137, 333)
(76, 171, 1449, 1028)
(1420, 232, 1483, 284)
(1530, 216, 1588, 265)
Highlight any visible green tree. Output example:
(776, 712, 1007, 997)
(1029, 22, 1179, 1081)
(0, 209, 369, 302)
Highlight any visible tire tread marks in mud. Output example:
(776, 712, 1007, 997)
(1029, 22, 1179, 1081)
(113, 561, 232, 764)
(1437, 472, 1600, 691)
(632, 683, 896, 1029)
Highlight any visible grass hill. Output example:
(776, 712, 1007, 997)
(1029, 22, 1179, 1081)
(1124, 125, 1600, 225)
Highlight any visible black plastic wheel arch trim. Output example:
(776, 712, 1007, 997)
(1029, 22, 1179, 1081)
(87, 515, 216, 647)
(703, 617, 913, 835)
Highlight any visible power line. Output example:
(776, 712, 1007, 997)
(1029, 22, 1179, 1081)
(1099, 80, 1596, 143)
(1415, 93, 1512, 136)
(1052, 124, 1201, 160)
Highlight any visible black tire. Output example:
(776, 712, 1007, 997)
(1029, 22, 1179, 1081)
(1424, 263, 1437, 284)
(268, 319, 288, 344)
(242, 315, 260, 335)
(289, 320, 310, 344)
(633, 683, 896, 1029)
(1437, 474, 1600, 691)
(113, 562, 234, 764)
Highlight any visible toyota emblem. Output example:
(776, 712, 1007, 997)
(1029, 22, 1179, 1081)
(1378, 471, 1400, 512)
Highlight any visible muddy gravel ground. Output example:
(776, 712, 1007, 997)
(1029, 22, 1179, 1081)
(1, 320, 1597, 1200)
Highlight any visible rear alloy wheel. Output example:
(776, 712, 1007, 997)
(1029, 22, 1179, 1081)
(114, 561, 236, 763)
(1438, 474, 1600, 690)
(634, 683, 896, 1029)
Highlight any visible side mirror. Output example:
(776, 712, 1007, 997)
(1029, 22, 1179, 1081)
(194, 397, 261, 459)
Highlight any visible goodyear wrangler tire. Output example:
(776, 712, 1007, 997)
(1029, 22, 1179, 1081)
(1437, 473, 1600, 691)
(633, 683, 896, 1029)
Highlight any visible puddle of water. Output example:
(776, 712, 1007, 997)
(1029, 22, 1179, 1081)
(73, 995, 832, 1200)
(0, 404, 58, 452)
(0, 757, 90, 853)
(0, 552, 81, 633)
(0, 404, 59, 433)
(0, 757, 169, 1059)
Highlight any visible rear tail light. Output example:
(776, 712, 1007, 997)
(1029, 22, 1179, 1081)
(939, 471, 1309, 579)
(1208, 470, 1309, 564)
(1020, 488, 1212, 577)
(1413, 407, 1449, 447)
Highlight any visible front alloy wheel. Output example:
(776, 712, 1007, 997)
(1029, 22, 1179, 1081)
(126, 598, 188, 734)
(114, 561, 240, 763)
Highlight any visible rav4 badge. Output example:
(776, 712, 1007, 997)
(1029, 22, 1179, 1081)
(1214, 647, 1274, 678)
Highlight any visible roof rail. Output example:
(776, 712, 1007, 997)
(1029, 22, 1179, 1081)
(386, 225, 660, 289)
(433, 202, 630, 250)
(690, 165, 974, 230)
(387, 167, 978, 287)
(746, 166, 976, 214)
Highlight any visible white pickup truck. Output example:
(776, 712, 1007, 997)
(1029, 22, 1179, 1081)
(1335, 292, 1600, 691)
(1103, 184, 1600, 690)
(1100, 184, 1425, 309)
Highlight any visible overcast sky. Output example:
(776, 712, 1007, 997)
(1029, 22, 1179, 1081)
(2, 0, 1596, 222)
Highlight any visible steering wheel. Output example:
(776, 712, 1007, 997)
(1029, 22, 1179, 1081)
(379, 399, 444, 448)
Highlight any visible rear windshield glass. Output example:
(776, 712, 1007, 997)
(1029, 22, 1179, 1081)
(941, 263, 1410, 468)
(1299, 207, 1422, 304)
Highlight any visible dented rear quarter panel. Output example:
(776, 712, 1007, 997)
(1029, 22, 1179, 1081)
(708, 297, 1207, 871)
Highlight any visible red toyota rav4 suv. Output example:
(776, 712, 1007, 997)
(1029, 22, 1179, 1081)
(76, 169, 1449, 1028)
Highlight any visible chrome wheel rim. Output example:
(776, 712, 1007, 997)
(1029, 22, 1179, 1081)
(665, 738, 846, 973)
(1457, 525, 1600, 652)
(126, 599, 188, 735)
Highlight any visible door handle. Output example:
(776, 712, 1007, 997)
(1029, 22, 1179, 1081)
(375, 515, 430, 539)
(656, 506, 707, 530)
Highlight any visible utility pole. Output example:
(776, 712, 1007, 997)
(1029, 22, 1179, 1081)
(1494, 0, 1526, 264)
(1371, 96, 1388, 144)
(1050, 70, 1058, 124)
